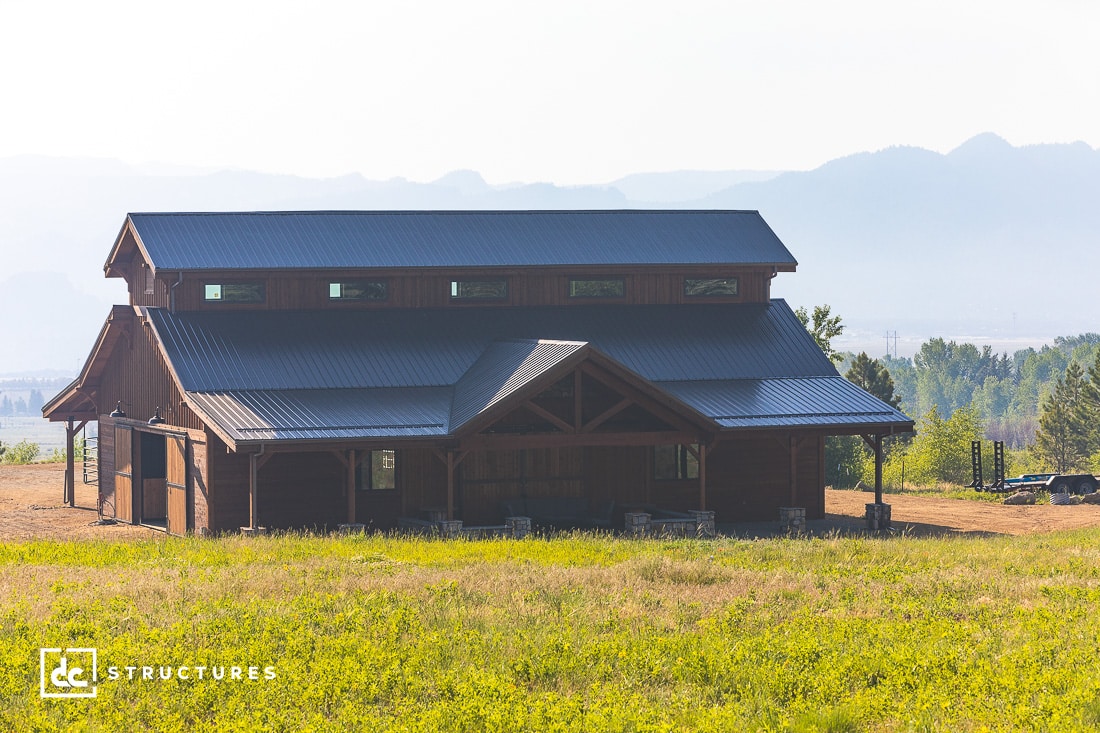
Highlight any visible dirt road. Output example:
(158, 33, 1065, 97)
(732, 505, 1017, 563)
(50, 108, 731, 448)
(2, 463, 1100, 540)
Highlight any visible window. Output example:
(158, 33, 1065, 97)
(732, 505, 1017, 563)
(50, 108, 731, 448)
(203, 283, 266, 303)
(568, 278, 625, 298)
(654, 444, 699, 480)
(357, 449, 396, 490)
(684, 278, 739, 297)
(450, 280, 507, 300)
(144, 266, 155, 295)
(329, 281, 387, 301)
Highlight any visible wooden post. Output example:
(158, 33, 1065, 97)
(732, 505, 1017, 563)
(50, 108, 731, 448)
(874, 434, 884, 505)
(698, 442, 707, 511)
(789, 435, 798, 505)
(346, 449, 357, 524)
(64, 417, 75, 506)
(249, 452, 259, 530)
(446, 450, 455, 521)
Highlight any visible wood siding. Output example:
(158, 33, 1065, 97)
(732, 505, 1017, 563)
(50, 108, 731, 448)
(166, 433, 187, 536)
(113, 424, 133, 522)
(206, 445, 346, 532)
(168, 267, 773, 312)
(705, 433, 825, 521)
(98, 415, 116, 518)
(95, 311, 204, 434)
(459, 448, 586, 525)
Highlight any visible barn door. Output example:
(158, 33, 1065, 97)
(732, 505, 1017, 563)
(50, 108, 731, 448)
(166, 434, 188, 536)
(114, 425, 133, 522)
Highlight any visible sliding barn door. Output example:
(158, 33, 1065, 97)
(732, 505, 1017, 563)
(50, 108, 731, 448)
(166, 434, 188, 537)
(114, 425, 133, 523)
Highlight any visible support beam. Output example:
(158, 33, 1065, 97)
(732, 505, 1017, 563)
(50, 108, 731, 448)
(874, 434, 884, 505)
(346, 449, 357, 524)
(524, 400, 575, 433)
(581, 397, 632, 433)
(249, 452, 259, 530)
(64, 418, 75, 506)
(446, 450, 456, 521)
(698, 442, 707, 511)
(789, 435, 800, 506)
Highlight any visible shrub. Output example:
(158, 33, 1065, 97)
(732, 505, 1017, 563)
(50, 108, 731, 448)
(1, 440, 40, 464)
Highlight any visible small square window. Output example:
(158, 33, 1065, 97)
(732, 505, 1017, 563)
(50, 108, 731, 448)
(357, 450, 396, 490)
(204, 284, 222, 301)
(654, 444, 699, 480)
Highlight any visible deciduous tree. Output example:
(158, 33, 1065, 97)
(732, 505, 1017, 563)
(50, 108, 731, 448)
(795, 304, 844, 364)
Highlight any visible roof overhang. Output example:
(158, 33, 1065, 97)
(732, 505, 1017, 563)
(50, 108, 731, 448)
(42, 305, 135, 422)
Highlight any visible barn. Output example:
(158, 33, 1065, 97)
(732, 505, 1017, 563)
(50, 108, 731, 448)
(43, 211, 912, 536)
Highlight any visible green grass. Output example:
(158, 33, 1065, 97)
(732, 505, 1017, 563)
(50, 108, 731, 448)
(3, 531, 1100, 731)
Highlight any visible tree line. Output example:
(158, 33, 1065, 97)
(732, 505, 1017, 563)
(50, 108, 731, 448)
(799, 307, 1100, 487)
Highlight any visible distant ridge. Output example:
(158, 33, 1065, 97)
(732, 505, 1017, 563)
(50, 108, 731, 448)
(1, 133, 1097, 373)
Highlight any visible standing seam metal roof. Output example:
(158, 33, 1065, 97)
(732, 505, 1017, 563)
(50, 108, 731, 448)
(142, 301, 912, 444)
(126, 210, 798, 270)
(146, 301, 836, 392)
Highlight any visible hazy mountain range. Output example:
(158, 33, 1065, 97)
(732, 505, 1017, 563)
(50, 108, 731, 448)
(2, 132, 1098, 376)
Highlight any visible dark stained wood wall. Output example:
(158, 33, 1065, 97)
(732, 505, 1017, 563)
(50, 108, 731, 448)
(95, 313, 204, 434)
(459, 448, 586, 525)
(389, 444, 448, 526)
(706, 433, 824, 521)
(162, 268, 773, 311)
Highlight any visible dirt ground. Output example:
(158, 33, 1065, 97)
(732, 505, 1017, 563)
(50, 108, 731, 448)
(0, 463, 157, 541)
(3, 463, 1100, 541)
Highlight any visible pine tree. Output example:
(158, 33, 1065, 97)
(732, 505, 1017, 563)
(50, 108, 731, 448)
(1034, 362, 1090, 473)
(845, 352, 902, 409)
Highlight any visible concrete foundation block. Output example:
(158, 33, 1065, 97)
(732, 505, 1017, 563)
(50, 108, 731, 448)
(779, 507, 806, 534)
(625, 512, 652, 537)
(438, 520, 463, 539)
(688, 510, 716, 538)
(504, 516, 532, 539)
(865, 503, 892, 531)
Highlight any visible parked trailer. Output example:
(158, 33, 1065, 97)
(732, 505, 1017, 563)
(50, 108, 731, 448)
(1000, 473, 1097, 495)
(969, 441, 1098, 494)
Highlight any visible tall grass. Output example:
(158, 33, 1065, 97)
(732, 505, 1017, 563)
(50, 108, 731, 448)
(2, 531, 1099, 731)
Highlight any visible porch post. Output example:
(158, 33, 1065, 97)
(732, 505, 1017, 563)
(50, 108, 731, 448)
(249, 452, 259, 530)
(64, 417, 75, 506)
(698, 442, 707, 511)
(446, 450, 455, 521)
(347, 449, 357, 524)
(789, 434, 798, 505)
(874, 434, 883, 505)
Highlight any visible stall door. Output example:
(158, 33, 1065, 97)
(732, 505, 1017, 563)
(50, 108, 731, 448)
(166, 434, 188, 536)
(114, 425, 133, 522)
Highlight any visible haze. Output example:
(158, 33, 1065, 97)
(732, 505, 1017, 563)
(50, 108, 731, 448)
(1, 1, 1097, 183)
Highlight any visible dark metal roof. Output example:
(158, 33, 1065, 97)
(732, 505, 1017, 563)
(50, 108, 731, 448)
(143, 300, 912, 445)
(126, 210, 797, 270)
(186, 388, 451, 442)
(450, 340, 587, 429)
(658, 377, 911, 428)
(146, 301, 835, 392)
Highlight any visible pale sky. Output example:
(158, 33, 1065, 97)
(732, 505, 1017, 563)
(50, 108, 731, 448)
(1, 0, 1096, 184)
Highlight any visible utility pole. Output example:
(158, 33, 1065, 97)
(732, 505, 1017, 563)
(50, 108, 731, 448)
(883, 331, 898, 359)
